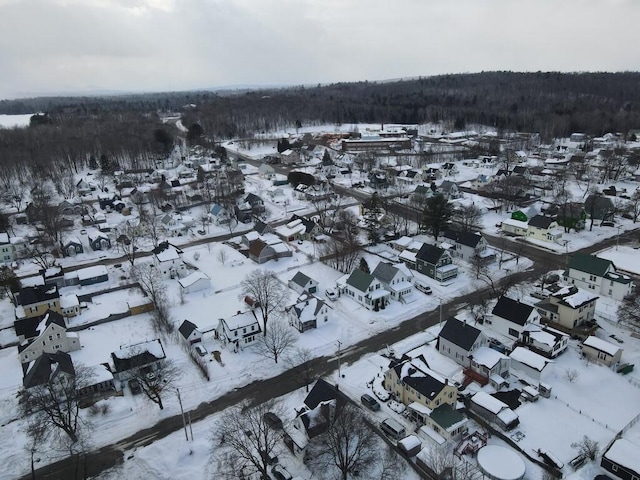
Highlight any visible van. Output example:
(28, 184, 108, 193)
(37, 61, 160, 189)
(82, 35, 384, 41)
(360, 393, 381, 411)
(415, 281, 432, 295)
(380, 418, 406, 440)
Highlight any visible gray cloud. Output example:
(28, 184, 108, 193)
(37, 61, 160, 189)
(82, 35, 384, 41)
(0, 0, 639, 99)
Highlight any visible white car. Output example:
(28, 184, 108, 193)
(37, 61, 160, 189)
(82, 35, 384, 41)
(325, 288, 338, 301)
(415, 281, 432, 295)
(194, 344, 208, 357)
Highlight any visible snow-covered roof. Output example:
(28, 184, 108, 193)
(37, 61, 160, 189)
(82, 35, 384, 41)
(527, 329, 557, 348)
(222, 311, 259, 331)
(60, 294, 79, 309)
(583, 336, 621, 356)
(0, 232, 8, 244)
(509, 347, 552, 372)
(472, 347, 508, 369)
(553, 286, 598, 308)
(398, 435, 421, 452)
(155, 245, 180, 262)
(502, 218, 529, 229)
(178, 271, 211, 288)
(77, 265, 108, 281)
(605, 438, 640, 475)
(408, 402, 432, 416)
(114, 339, 165, 360)
(471, 391, 508, 414)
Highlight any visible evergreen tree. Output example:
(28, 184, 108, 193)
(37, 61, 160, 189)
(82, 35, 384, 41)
(422, 194, 453, 240)
(363, 192, 383, 245)
(359, 257, 370, 274)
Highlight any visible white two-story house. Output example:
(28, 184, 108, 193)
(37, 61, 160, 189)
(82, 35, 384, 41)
(564, 252, 634, 301)
(371, 262, 415, 302)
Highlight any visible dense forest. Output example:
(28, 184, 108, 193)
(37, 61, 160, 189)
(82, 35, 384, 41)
(1, 71, 640, 178)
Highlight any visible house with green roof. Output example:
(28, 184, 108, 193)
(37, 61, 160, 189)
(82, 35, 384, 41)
(563, 252, 634, 301)
(341, 268, 390, 311)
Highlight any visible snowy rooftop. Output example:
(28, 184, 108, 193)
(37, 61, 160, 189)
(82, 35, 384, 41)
(553, 286, 598, 308)
(509, 347, 552, 372)
(605, 438, 640, 475)
(583, 336, 621, 356)
(113, 339, 165, 360)
(471, 391, 507, 414)
(178, 271, 211, 288)
(60, 294, 79, 309)
(472, 346, 507, 369)
(222, 311, 259, 331)
(77, 265, 108, 281)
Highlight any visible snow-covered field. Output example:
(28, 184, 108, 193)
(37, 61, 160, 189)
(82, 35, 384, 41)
(0, 113, 32, 128)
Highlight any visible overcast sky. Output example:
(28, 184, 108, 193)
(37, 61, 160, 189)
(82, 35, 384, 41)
(1, 0, 639, 100)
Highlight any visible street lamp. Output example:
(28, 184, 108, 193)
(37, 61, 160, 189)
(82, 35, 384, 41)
(336, 340, 342, 380)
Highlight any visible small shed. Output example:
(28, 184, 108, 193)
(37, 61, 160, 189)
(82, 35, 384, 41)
(178, 271, 211, 294)
(288, 271, 319, 295)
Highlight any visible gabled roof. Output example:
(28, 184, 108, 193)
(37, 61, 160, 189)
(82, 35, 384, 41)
(178, 320, 199, 339)
(439, 317, 483, 351)
(443, 229, 483, 248)
(568, 252, 613, 277)
(416, 243, 447, 265)
(245, 193, 263, 204)
(290, 271, 312, 288)
(18, 285, 59, 307)
(152, 241, 183, 261)
(111, 339, 166, 373)
(289, 214, 317, 234)
(23, 351, 75, 389)
(346, 269, 375, 292)
(290, 296, 326, 322)
(492, 296, 535, 326)
(248, 239, 271, 257)
(401, 365, 448, 401)
(304, 378, 349, 410)
(372, 262, 400, 284)
(15, 309, 66, 339)
(254, 220, 271, 235)
(527, 215, 555, 229)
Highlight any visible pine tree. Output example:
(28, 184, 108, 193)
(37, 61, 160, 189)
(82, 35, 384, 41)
(422, 194, 453, 240)
(363, 192, 382, 245)
(359, 257, 370, 274)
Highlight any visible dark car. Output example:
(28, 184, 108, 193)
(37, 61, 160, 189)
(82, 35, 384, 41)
(129, 379, 141, 395)
(271, 465, 292, 480)
(360, 393, 381, 411)
(263, 412, 283, 429)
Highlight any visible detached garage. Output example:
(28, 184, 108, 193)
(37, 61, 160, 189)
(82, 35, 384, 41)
(77, 265, 109, 286)
(178, 271, 211, 294)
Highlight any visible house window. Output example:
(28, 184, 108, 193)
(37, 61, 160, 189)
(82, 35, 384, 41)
(598, 351, 607, 360)
(234, 331, 238, 337)
(56, 333, 61, 339)
(508, 328, 519, 337)
(611, 465, 618, 472)
(243, 328, 246, 334)
(49, 335, 53, 341)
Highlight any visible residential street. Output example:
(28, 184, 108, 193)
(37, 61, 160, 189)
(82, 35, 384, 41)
(25, 224, 638, 479)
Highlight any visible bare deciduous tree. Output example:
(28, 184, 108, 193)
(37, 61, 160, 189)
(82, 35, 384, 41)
(453, 203, 484, 232)
(217, 247, 228, 265)
(239, 269, 288, 336)
(571, 435, 599, 460)
(117, 220, 144, 267)
(128, 359, 178, 410)
(286, 347, 315, 392)
(22, 362, 94, 444)
(131, 263, 174, 334)
(617, 290, 640, 331)
(565, 368, 580, 383)
(256, 316, 296, 364)
(307, 403, 378, 480)
(210, 400, 283, 479)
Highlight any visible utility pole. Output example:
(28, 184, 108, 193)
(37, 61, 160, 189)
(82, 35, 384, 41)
(188, 412, 194, 441)
(176, 388, 189, 441)
(336, 340, 342, 380)
(617, 226, 622, 250)
(439, 299, 443, 326)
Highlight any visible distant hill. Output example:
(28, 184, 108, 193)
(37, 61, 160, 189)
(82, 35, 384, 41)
(3, 71, 639, 140)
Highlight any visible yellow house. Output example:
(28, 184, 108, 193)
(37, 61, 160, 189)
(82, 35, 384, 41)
(385, 355, 457, 409)
(534, 285, 598, 330)
(16, 285, 61, 320)
(527, 215, 562, 243)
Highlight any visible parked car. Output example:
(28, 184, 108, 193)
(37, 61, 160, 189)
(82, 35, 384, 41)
(195, 344, 208, 357)
(271, 464, 293, 480)
(325, 288, 338, 301)
(361, 393, 381, 411)
(263, 411, 283, 430)
(415, 281, 432, 295)
(129, 379, 141, 395)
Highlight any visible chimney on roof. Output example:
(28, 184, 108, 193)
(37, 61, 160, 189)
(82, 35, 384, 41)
(237, 311, 241, 314)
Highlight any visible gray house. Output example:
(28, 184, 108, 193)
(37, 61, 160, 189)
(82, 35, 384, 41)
(62, 237, 84, 257)
(442, 229, 491, 261)
(437, 317, 489, 366)
(415, 244, 458, 282)
(289, 272, 319, 295)
(87, 230, 111, 251)
(584, 194, 616, 221)
(371, 262, 414, 302)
